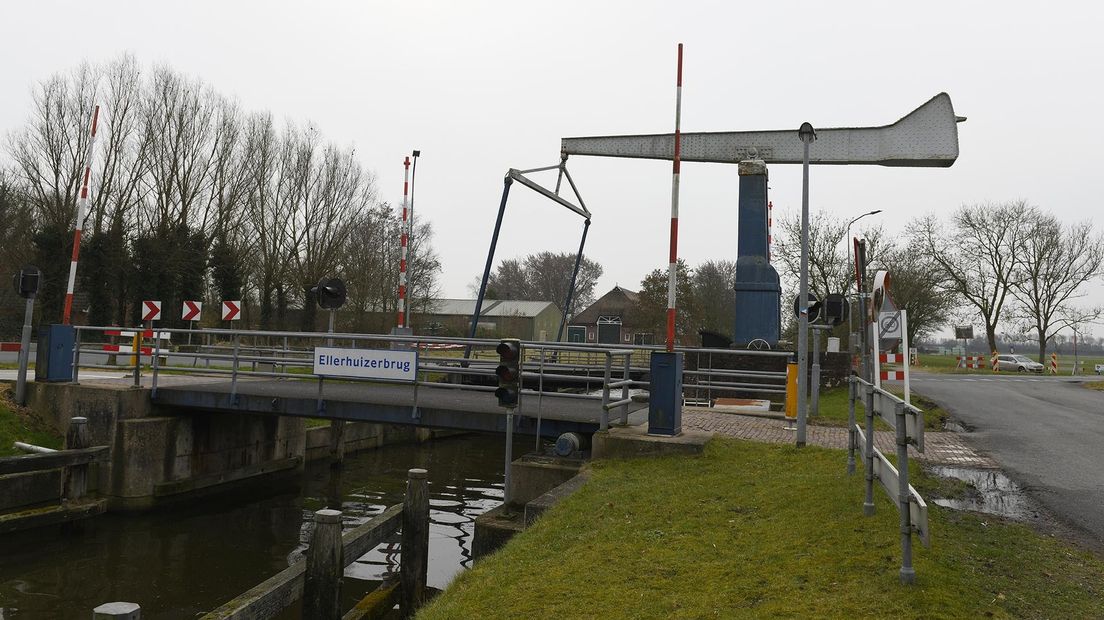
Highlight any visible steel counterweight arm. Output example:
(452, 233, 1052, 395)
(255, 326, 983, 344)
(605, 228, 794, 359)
(561, 93, 963, 168)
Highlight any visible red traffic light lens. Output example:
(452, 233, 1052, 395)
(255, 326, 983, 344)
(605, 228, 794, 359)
(495, 365, 516, 382)
(496, 341, 520, 360)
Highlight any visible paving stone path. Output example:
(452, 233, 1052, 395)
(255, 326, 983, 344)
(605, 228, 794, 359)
(682, 408, 995, 468)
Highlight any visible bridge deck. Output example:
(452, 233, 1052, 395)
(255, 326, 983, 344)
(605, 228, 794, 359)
(152, 377, 649, 437)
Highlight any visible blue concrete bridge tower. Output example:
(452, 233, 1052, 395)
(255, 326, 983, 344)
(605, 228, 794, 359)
(732, 159, 781, 347)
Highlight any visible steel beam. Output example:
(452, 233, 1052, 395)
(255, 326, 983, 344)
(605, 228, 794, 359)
(561, 93, 962, 167)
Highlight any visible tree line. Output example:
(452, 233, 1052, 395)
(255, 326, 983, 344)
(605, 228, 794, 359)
(0, 55, 440, 337)
(775, 201, 1103, 361)
(483, 253, 739, 344)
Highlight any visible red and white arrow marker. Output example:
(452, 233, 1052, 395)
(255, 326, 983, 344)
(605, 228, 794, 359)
(182, 300, 203, 322)
(222, 300, 241, 321)
(142, 300, 162, 322)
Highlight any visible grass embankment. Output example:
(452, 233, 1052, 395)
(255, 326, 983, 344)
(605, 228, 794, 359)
(0, 387, 63, 457)
(419, 439, 1104, 619)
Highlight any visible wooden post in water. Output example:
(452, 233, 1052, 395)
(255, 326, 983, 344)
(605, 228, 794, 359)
(303, 508, 344, 619)
(400, 468, 429, 617)
(329, 419, 345, 467)
(92, 601, 141, 619)
(63, 416, 89, 502)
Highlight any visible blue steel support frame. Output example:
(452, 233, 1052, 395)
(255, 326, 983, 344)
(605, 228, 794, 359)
(466, 176, 514, 357)
(555, 218, 591, 344)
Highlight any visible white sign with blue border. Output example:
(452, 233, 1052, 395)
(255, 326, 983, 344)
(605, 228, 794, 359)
(313, 347, 418, 382)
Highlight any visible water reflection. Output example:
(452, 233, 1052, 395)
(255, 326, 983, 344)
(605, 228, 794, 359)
(0, 432, 521, 619)
(931, 465, 1035, 521)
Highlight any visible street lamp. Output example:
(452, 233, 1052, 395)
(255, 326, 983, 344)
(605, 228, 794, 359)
(405, 149, 421, 328)
(796, 122, 816, 448)
(845, 210, 882, 281)
(845, 209, 882, 336)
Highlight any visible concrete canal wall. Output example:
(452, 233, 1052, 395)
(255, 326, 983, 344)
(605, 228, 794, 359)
(12, 381, 454, 513)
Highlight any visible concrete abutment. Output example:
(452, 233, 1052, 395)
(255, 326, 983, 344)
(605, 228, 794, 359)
(13, 381, 459, 513)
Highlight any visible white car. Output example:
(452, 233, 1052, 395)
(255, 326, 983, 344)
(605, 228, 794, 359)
(996, 354, 1044, 373)
(1095, 364, 1104, 375)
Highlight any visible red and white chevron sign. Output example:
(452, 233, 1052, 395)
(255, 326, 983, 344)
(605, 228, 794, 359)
(142, 300, 162, 322)
(222, 300, 241, 321)
(182, 300, 202, 322)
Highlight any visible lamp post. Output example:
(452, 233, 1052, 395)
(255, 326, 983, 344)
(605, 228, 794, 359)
(845, 209, 882, 340)
(405, 149, 421, 329)
(796, 122, 816, 448)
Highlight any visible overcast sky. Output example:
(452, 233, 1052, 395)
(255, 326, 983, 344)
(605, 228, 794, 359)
(3, 1, 1102, 331)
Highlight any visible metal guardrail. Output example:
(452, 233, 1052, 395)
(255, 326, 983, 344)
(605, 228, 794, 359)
(847, 375, 928, 585)
(68, 326, 792, 434)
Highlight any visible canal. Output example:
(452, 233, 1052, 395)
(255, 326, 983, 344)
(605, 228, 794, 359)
(0, 432, 524, 618)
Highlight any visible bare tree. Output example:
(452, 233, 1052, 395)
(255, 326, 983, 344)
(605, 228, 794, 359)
(774, 210, 888, 299)
(91, 54, 148, 236)
(138, 66, 220, 233)
(873, 245, 958, 344)
(1011, 212, 1104, 361)
(692, 260, 737, 335)
(486, 252, 603, 318)
(286, 129, 375, 329)
(407, 219, 442, 317)
(911, 201, 1035, 352)
(0, 171, 35, 335)
(244, 113, 295, 328)
(486, 259, 531, 299)
(5, 63, 100, 230)
(341, 204, 395, 331)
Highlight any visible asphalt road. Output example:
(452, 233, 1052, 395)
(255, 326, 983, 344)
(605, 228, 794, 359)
(910, 372, 1104, 545)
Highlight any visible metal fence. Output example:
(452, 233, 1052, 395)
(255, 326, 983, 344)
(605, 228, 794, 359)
(67, 326, 792, 429)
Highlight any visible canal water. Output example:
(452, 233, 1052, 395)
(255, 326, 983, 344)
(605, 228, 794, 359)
(0, 432, 524, 619)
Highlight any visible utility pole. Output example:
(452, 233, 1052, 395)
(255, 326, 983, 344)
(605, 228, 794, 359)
(796, 122, 816, 448)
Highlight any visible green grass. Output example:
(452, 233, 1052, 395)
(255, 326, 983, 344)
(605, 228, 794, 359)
(1086, 381, 1104, 391)
(0, 387, 63, 457)
(809, 386, 947, 432)
(419, 439, 1104, 619)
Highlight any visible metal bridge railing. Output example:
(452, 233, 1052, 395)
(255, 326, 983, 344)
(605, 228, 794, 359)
(68, 325, 792, 424)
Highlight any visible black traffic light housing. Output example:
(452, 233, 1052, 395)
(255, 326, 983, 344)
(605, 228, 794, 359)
(312, 277, 347, 310)
(822, 293, 849, 327)
(12, 265, 41, 300)
(494, 338, 522, 408)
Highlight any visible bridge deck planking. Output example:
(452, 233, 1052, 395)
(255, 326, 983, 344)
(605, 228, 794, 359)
(153, 378, 649, 437)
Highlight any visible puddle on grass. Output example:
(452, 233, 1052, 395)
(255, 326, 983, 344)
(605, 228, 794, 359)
(930, 466, 1034, 521)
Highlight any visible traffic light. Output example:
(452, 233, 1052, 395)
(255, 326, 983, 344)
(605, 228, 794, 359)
(12, 265, 41, 299)
(494, 338, 522, 408)
(312, 277, 347, 309)
(823, 293, 849, 327)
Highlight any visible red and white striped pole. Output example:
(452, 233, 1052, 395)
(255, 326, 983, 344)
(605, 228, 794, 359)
(396, 156, 411, 328)
(62, 105, 100, 325)
(665, 43, 684, 353)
